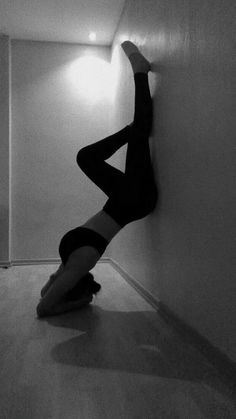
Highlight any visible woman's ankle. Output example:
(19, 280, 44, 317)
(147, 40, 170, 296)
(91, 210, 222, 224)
(121, 41, 151, 74)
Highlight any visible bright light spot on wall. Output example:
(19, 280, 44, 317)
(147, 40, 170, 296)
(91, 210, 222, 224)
(89, 32, 97, 41)
(119, 34, 129, 44)
(67, 56, 114, 103)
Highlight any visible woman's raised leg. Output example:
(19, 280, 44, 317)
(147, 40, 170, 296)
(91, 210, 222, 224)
(121, 42, 156, 194)
(77, 42, 153, 198)
(77, 125, 131, 197)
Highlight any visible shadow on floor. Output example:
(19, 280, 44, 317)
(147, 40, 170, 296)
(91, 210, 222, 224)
(43, 304, 236, 407)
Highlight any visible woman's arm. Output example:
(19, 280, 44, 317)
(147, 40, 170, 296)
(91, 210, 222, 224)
(37, 293, 93, 318)
(37, 247, 99, 317)
(40, 264, 64, 298)
(36, 268, 83, 317)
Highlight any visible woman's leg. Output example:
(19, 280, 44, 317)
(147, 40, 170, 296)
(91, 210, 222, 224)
(77, 125, 132, 197)
(125, 73, 154, 181)
(77, 42, 153, 199)
(122, 43, 156, 188)
(122, 42, 158, 209)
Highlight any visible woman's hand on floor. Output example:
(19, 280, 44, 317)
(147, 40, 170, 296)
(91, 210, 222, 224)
(36, 292, 93, 318)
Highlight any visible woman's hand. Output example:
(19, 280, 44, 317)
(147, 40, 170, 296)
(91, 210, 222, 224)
(37, 292, 93, 318)
(36, 267, 90, 317)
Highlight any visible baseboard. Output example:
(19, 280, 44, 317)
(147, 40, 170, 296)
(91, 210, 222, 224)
(97, 257, 111, 264)
(109, 257, 236, 392)
(0, 261, 11, 268)
(9, 259, 61, 266)
(109, 257, 161, 311)
(0, 257, 111, 268)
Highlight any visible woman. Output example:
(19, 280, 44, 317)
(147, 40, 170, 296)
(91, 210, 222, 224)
(36, 41, 158, 318)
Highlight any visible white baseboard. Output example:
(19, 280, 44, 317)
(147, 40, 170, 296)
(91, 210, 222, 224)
(109, 257, 160, 311)
(7, 259, 61, 266)
(0, 257, 111, 268)
(97, 257, 111, 264)
(0, 261, 11, 268)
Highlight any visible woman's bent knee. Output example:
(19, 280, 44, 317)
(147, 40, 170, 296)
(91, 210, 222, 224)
(76, 147, 91, 169)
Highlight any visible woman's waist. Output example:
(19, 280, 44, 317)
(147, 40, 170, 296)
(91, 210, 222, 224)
(81, 210, 122, 242)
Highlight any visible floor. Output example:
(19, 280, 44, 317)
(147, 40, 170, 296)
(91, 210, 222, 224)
(0, 263, 235, 419)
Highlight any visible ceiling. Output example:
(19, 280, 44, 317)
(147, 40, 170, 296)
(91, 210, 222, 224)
(0, 0, 126, 46)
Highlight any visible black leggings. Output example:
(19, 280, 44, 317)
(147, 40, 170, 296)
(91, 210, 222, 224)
(76, 73, 158, 227)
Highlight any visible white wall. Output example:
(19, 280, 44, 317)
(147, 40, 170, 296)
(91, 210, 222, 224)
(0, 35, 10, 263)
(11, 40, 114, 261)
(110, 0, 236, 362)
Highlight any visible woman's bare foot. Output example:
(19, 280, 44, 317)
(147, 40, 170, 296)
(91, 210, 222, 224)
(121, 41, 151, 73)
